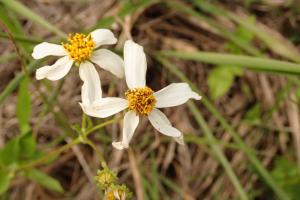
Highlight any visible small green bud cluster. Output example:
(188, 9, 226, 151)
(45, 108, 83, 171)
(104, 184, 132, 200)
(95, 168, 132, 200)
(95, 168, 118, 190)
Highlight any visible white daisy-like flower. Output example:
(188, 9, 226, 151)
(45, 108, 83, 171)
(32, 29, 124, 101)
(80, 40, 201, 150)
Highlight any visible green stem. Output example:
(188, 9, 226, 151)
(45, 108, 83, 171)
(0, 59, 43, 105)
(1, 0, 66, 38)
(158, 51, 300, 75)
(83, 139, 108, 169)
(81, 113, 87, 132)
(191, 0, 300, 63)
(165, 1, 261, 56)
(0, 32, 42, 44)
(84, 117, 121, 137)
(156, 56, 290, 200)
(18, 138, 80, 171)
(188, 102, 248, 200)
(18, 118, 119, 171)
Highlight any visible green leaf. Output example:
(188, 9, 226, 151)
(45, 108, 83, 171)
(225, 42, 243, 54)
(0, 6, 22, 34)
(225, 16, 256, 55)
(0, 170, 12, 195)
(0, 137, 20, 166)
(25, 169, 63, 193)
(207, 65, 243, 100)
(0, 59, 43, 105)
(0, 132, 36, 167)
(71, 124, 81, 135)
(272, 156, 300, 199)
(1, 0, 66, 38)
(17, 76, 31, 134)
(235, 16, 256, 43)
(19, 132, 36, 159)
(244, 104, 261, 124)
(0, 5, 37, 53)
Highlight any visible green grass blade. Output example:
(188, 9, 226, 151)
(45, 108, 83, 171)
(192, 0, 300, 63)
(187, 101, 248, 200)
(89, 0, 157, 31)
(25, 169, 64, 193)
(0, 59, 43, 105)
(17, 76, 32, 134)
(0, 5, 32, 54)
(165, 1, 261, 56)
(158, 51, 300, 75)
(156, 56, 290, 200)
(0, 170, 12, 195)
(0, 32, 42, 44)
(0, 5, 23, 34)
(2, 0, 66, 38)
(230, 16, 300, 63)
(159, 175, 185, 198)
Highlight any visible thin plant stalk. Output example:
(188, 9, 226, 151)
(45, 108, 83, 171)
(158, 51, 300, 75)
(18, 117, 119, 171)
(1, 0, 66, 38)
(188, 101, 248, 200)
(156, 56, 290, 200)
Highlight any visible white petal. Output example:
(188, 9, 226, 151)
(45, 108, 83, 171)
(80, 98, 127, 118)
(36, 56, 73, 81)
(154, 83, 201, 108)
(112, 111, 139, 150)
(148, 108, 181, 137)
(174, 135, 185, 145)
(90, 29, 117, 48)
(91, 49, 124, 78)
(32, 42, 67, 59)
(124, 40, 147, 89)
(79, 62, 102, 106)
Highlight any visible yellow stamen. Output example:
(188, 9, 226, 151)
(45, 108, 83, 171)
(125, 87, 156, 116)
(104, 185, 132, 200)
(62, 33, 95, 63)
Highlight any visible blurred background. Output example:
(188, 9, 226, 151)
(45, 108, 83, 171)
(1, 0, 300, 199)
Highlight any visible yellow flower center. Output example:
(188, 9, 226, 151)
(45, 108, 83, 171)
(105, 190, 126, 200)
(125, 87, 156, 116)
(104, 185, 132, 200)
(62, 33, 95, 63)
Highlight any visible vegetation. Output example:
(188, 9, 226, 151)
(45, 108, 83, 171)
(1, 0, 300, 199)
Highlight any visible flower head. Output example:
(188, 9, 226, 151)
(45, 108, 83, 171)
(32, 29, 124, 104)
(81, 40, 201, 149)
(95, 168, 118, 190)
(62, 33, 95, 63)
(104, 184, 132, 200)
(125, 87, 156, 116)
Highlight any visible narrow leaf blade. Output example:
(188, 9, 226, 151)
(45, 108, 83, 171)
(0, 137, 20, 166)
(19, 132, 36, 159)
(17, 76, 31, 134)
(25, 169, 64, 193)
(0, 170, 12, 195)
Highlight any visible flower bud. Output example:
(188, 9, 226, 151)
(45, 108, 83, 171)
(104, 184, 132, 200)
(95, 168, 117, 190)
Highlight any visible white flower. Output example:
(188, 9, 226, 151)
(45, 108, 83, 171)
(81, 40, 201, 150)
(32, 29, 124, 100)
